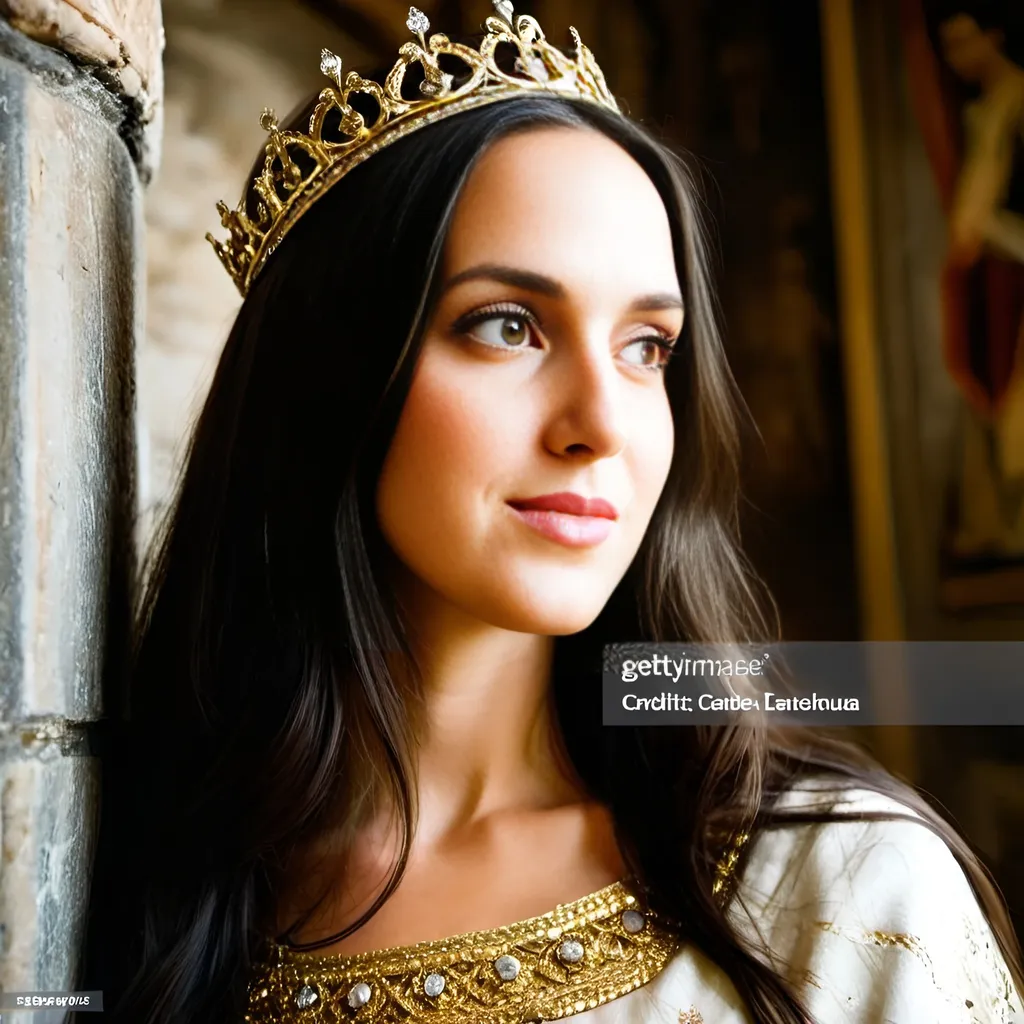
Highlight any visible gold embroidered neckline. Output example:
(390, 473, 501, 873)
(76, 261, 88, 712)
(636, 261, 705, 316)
(271, 877, 637, 965)
(245, 878, 682, 1023)
(245, 832, 751, 1023)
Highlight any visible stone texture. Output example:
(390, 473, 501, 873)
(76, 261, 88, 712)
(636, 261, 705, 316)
(0, 39, 139, 1010)
(0, 0, 163, 117)
(0, 748, 97, 1000)
(0, 48, 139, 723)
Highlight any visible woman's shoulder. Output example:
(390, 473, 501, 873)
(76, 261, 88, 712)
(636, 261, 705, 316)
(733, 781, 974, 929)
(723, 778, 1022, 1022)
(737, 779, 984, 905)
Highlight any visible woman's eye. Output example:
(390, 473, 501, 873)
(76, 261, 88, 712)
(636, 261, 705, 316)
(621, 336, 675, 370)
(468, 314, 535, 350)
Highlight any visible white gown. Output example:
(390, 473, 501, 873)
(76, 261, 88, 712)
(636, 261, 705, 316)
(585, 785, 1022, 1023)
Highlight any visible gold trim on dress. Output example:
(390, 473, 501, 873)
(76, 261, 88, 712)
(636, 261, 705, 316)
(245, 880, 678, 1023)
(245, 836, 750, 1022)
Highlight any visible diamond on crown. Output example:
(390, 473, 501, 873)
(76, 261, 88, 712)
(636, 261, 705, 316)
(406, 7, 430, 36)
(419, 73, 454, 97)
(320, 48, 343, 88)
(207, 1, 620, 296)
(493, 0, 515, 25)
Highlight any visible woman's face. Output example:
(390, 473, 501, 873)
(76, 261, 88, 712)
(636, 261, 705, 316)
(376, 125, 682, 635)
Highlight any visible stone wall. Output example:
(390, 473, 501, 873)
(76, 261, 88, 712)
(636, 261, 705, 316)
(0, 4, 156, 1019)
(0, 0, 162, 172)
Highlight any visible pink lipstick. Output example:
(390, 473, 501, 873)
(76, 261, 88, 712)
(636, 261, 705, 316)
(506, 492, 619, 548)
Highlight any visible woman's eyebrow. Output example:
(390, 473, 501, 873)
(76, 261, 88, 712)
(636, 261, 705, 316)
(442, 263, 565, 298)
(439, 262, 684, 313)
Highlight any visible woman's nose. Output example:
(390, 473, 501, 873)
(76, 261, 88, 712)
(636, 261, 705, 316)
(540, 340, 629, 460)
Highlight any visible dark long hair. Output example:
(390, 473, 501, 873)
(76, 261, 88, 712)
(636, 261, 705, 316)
(81, 94, 1024, 1023)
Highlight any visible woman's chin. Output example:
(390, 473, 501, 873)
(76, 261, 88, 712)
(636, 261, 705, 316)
(479, 590, 610, 636)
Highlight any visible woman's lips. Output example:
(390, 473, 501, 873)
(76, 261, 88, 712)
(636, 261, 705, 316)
(506, 492, 618, 548)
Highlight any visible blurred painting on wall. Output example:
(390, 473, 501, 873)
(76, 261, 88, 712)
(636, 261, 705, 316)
(901, 0, 1024, 608)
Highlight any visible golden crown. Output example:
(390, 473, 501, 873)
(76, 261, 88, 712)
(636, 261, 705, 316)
(206, 1, 620, 296)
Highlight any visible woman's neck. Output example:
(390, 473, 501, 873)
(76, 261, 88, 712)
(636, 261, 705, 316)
(274, 574, 621, 951)
(396, 580, 587, 848)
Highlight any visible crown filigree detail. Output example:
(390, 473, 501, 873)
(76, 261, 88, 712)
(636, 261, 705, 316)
(207, 1, 620, 296)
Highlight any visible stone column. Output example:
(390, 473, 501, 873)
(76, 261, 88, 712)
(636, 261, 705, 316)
(0, 3, 161, 1019)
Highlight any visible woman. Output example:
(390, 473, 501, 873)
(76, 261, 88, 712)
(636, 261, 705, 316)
(83, 4, 1023, 1022)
